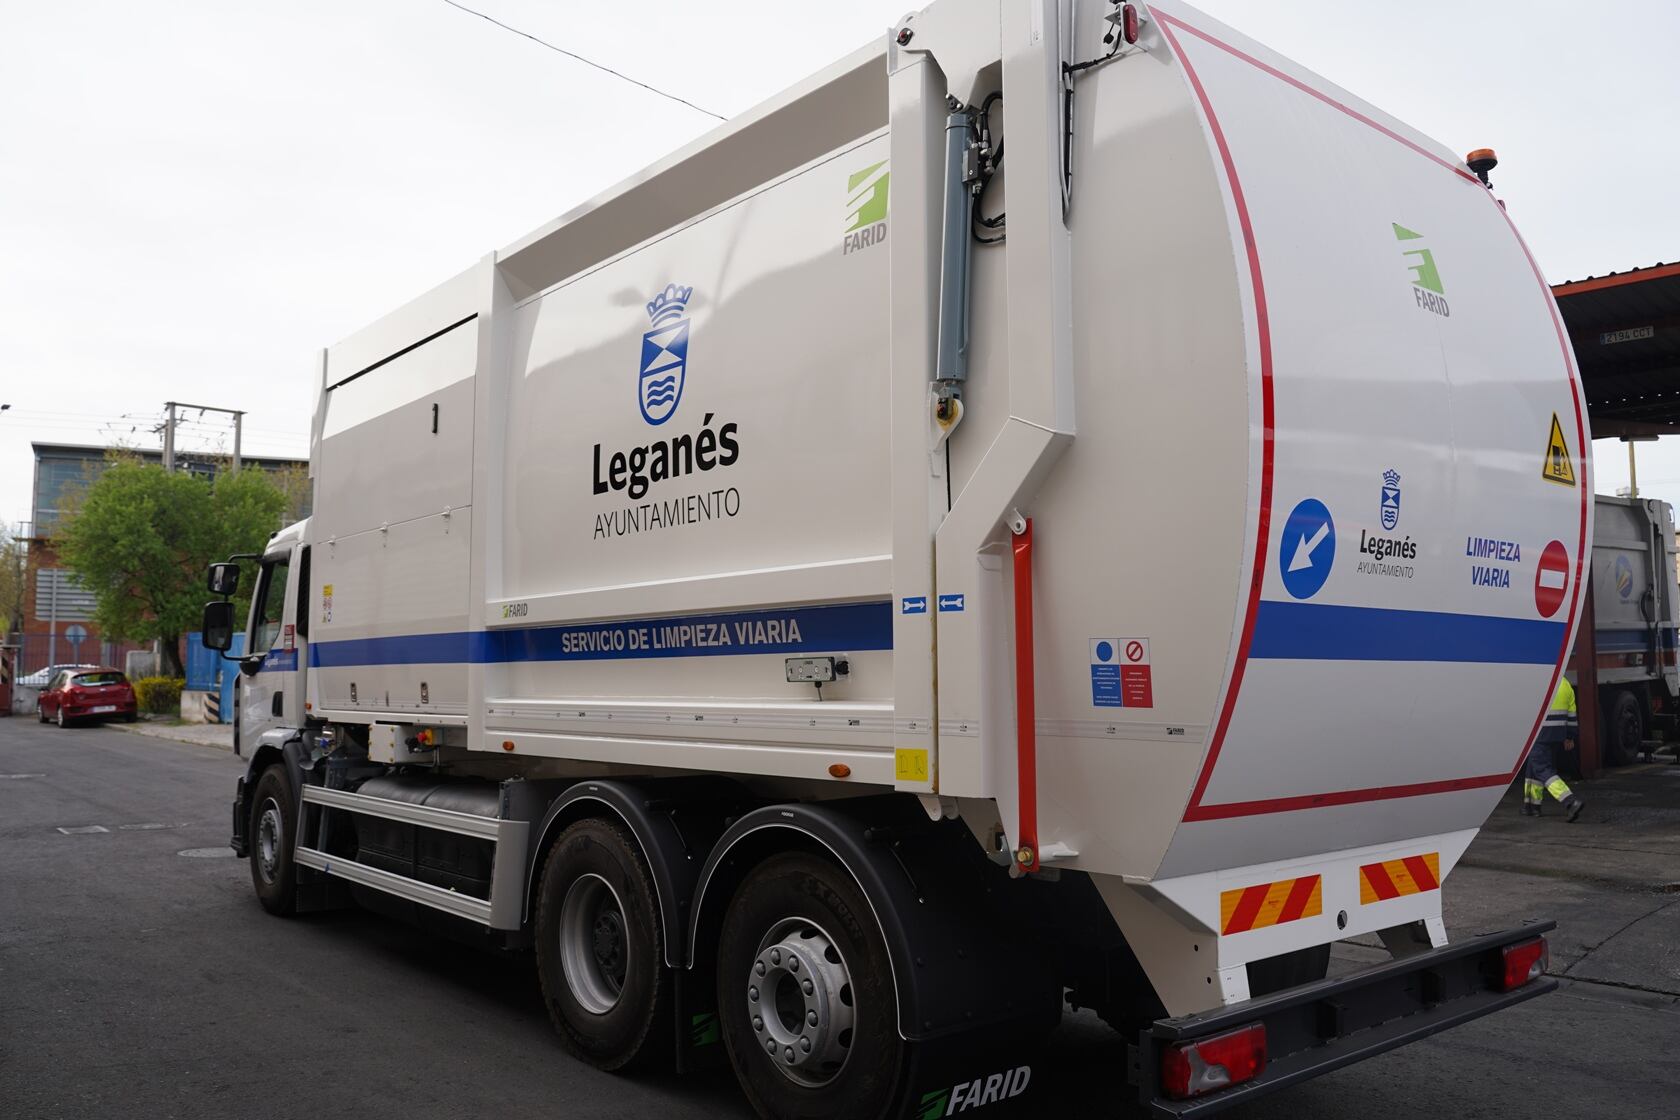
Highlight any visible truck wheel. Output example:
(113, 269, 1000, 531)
(1604, 690, 1643, 767)
(249, 765, 298, 916)
(718, 853, 905, 1120)
(534, 818, 669, 1071)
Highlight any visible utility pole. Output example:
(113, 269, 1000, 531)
(161, 401, 245, 473)
(162, 402, 177, 471)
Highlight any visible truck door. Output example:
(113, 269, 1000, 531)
(241, 544, 307, 741)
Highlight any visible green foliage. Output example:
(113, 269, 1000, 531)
(55, 457, 288, 676)
(132, 676, 185, 714)
(0, 529, 23, 636)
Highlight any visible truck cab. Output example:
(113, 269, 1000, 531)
(202, 520, 311, 761)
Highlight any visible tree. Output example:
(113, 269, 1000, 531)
(56, 457, 287, 677)
(0, 528, 24, 639)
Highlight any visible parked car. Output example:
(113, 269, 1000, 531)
(36, 667, 138, 727)
(18, 662, 99, 689)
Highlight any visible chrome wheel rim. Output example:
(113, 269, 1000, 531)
(559, 873, 629, 1014)
(256, 798, 284, 885)
(747, 917, 856, 1087)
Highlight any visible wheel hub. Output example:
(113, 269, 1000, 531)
(559, 873, 628, 1015)
(747, 918, 855, 1087)
(256, 799, 283, 885)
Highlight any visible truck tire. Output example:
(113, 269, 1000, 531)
(717, 853, 905, 1120)
(1604, 690, 1643, 767)
(249, 765, 298, 916)
(534, 818, 669, 1071)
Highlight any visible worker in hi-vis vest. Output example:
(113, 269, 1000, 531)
(1524, 677, 1585, 822)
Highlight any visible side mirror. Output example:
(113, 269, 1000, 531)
(208, 562, 240, 596)
(202, 600, 235, 651)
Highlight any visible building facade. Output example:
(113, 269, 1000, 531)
(11, 443, 309, 676)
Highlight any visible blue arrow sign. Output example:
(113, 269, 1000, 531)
(900, 596, 928, 615)
(1279, 498, 1336, 600)
(937, 594, 965, 613)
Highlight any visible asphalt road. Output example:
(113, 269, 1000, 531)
(2, 719, 1677, 1119)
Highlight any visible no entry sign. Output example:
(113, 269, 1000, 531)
(1534, 540, 1568, 619)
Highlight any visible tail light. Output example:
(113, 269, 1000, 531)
(1160, 1022, 1267, 1100)
(1121, 3, 1140, 44)
(1498, 937, 1548, 991)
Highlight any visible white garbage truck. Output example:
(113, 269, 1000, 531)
(1584, 494, 1680, 765)
(204, 2, 1584, 1115)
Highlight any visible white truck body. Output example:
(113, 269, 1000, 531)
(223, 3, 1575, 1113)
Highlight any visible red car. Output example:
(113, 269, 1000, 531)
(37, 667, 138, 727)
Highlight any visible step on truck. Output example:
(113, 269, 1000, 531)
(203, 2, 1579, 1115)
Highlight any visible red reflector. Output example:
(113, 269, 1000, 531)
(1161, 1023, 1267, 1100)
(1499, 937, 1548, 991)
(1122, 3, 1140, 44)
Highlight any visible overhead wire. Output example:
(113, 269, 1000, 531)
(440, 0, 728, 122)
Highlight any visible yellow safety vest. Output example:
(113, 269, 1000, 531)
(1544, 678, 1577, 729)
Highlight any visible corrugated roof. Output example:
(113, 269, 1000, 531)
(1552, 261, 1680, 433)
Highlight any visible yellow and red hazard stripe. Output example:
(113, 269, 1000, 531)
(1219, 874, 1322, 935)
(1358, 852, 1440, 905)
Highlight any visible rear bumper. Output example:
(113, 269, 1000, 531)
(1134, 921, 1556, 1117)
(66, 704, 136, 718)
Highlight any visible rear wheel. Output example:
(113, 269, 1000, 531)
(249, 765, 298, 915)
(534, 818, 669, 1071)
(718, 853, 905, 1120)
(56, 705, 70, 729)
(1604, 690, 1643, 767)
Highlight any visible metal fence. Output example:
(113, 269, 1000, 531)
(12, 631, 154, 679)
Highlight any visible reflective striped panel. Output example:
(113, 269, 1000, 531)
(1358, 852, 1441, 905)
(1219, 874, 1323, 935)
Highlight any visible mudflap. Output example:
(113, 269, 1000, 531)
(672, 965, 727, 1072)
(898, 1028, 1046, 1119)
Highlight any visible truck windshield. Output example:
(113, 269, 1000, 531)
(250, 556, 291, 653)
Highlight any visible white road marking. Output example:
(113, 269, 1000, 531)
(57, 825, 109, 835)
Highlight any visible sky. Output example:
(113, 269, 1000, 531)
(4, 0, 1679, 526)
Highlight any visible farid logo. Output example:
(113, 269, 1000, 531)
(1380, 469, 1401, 530)
(843, 159, 889, 254)
(1615, 553, 1634, 600)
(1393, 223, 1449, 317)
(640, 283, 692, 425)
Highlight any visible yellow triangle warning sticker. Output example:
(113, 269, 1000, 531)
(1541, 412, 1576, 487)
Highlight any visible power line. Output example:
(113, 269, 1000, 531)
(440, 0, 727, 122)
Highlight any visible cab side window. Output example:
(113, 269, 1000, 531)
(250, 557, 292, 654)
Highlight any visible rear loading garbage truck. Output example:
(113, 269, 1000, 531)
(1586, 494, 1680, 765)
(204, 2, 1583, 1115)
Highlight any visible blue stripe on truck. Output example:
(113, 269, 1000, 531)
(308, 600, 894, 668)
(1250, 601, 1566, 664)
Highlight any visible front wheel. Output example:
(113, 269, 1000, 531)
(248, 765, 298, 915)
(37, 703, 48, 723)
(718, 853, 905, 1120)
(534, 818, 669, 1071)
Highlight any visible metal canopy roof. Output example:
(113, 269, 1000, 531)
(1552, 262, 1680, 436)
